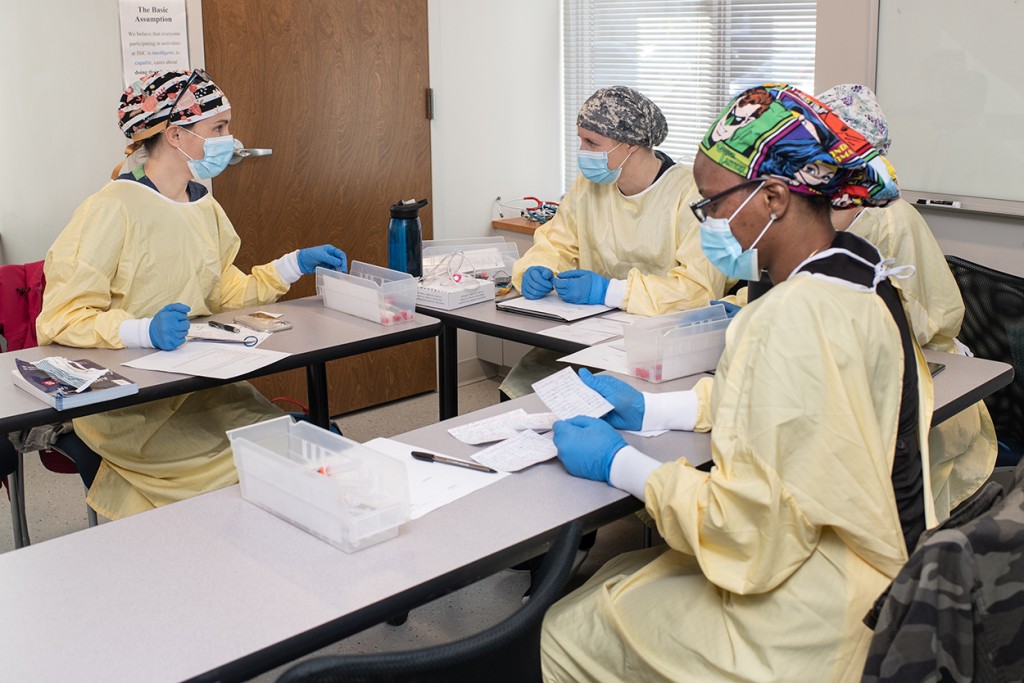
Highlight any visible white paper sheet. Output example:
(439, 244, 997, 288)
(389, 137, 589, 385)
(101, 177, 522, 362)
(557, 341, 630, 376)
(496, 293, 611, 322)
(601, 311, 647, 325)
(187, 323, 271, 347)
(572, 317, 627, 336)
(122, 344, 290, 379)
(471, 429, 557, 473)
(366, 437, 509, 519)
(531, 367, 614, 419)
(513, 411, 558, 431)
(537, 323, 618, 346)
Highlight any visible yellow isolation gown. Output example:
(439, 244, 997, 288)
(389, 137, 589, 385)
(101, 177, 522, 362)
(37, 179, 290, 519)
(542, 248, 935, 683)
(848, 199, 996, 517)
(503, 165, 728, 398)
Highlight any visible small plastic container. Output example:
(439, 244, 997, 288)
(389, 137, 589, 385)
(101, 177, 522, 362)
(228, 416, 410, 552)
(316, 261, 416, 325)
(624, 304, 731, 383)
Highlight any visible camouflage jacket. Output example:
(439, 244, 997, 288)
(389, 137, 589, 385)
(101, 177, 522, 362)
(861, 460, 1024, 682)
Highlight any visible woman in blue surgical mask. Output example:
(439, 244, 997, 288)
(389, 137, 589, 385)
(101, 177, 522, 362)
(36, 69, 350, 520)
(502, 86, 727, 401)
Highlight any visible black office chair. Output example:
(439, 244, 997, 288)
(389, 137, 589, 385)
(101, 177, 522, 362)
(945, 255, 1024, 465)
(276, 520, 583, 683)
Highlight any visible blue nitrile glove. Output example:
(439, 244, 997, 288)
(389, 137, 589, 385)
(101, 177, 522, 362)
(578, 368, 645, 431)
(552, 415, 627, 483)
(553, 269, 610, 305)
(149, 303, 191, 350)
(298, 245, 348, 274)
(521, 265, 555, 299)
(710, 299, 741, 319)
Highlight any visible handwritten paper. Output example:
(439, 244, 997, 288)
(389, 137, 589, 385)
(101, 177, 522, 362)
(448, 409, 528, 445)
(123, 344, 290, 379)
(366, 438, 509, 519)
(532, 367, 614, 420)
(471, 430, 557, 473)
(448, 409, 560, 444)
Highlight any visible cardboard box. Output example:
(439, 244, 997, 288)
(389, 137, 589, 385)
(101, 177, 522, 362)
(416, 279, 495, 310)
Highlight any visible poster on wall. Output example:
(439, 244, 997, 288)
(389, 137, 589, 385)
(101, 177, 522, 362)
(119, 0, 190, 86)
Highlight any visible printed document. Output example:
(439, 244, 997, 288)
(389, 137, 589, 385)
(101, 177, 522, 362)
(123, 344, 290, 379)
(366, 438, 509, 519)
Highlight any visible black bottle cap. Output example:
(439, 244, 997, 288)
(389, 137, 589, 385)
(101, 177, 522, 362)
(390, 198, 429, 219)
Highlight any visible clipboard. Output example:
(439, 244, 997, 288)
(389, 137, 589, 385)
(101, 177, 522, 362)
(495, 294, 612, 323)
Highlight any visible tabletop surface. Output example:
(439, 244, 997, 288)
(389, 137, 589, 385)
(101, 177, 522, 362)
(0, 297, 440, 431)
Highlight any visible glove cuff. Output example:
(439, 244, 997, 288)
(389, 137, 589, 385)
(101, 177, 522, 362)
(641, 390, 697, 431)
(609, 445, 663, 500)
(274, 251, 303, 284)
(603, 278, 627, 308)
(120, 318, 155, 349)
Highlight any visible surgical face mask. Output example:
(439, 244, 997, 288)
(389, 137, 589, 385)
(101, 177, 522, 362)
(577, 142, 633, 184)
(178, 127, 235, 180)
(699, 183, 775, 281)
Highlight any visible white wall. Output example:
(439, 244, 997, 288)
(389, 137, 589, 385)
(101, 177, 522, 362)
(0, 0, 205, 266)
(816, 1, 1024, 277)
(427, 0, 562, 381)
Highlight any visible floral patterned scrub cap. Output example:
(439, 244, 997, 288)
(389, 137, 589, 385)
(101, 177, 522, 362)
(577, 86, 668, 148)
(700, 84, 899, 209)
(817, 84, 892, 155)
(117, 69, 230, 144)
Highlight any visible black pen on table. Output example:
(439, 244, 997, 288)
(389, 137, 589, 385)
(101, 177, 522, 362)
(410, 450, 497, 474)
(208, 320, 240, 333)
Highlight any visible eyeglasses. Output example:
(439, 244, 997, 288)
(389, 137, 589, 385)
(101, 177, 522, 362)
(689, 178, 765, 222)
(167, 68, 210, 124)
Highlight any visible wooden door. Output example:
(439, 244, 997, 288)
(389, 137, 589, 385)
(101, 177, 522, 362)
(202, 0, 435, 415)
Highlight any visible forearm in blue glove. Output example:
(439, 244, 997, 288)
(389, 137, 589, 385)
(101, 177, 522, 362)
(521, 265, 555, 299)
(149, 303, 191, 350)
(552, 269, 609, 305)
(578, 368, 644, 430)
(552, 415, 627, 483)
(298, 245, 348, 274)
(710, 299, 741, 319)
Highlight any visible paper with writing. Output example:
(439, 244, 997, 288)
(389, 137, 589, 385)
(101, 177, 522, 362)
(471, 429, 557, 473)
(531, 367, 614, 419)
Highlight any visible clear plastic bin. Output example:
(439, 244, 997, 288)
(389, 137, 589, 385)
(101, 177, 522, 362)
(624, 304, 731, 383)
(316, 261, 416, 325)
(228, 416, 410, 552)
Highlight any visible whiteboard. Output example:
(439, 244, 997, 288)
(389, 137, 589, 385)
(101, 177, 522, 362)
(873, 0, 1024, 216)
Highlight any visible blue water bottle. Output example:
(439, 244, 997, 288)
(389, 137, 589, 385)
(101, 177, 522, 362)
(388, 198, 428, 278)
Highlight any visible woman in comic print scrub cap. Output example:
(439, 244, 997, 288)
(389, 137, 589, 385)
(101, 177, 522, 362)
(541, 84, 934, 683)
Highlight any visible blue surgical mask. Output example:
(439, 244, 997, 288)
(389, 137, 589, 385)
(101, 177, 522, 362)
(178, 127, 235, 180)
(699, 183, 775, 281)
(578, 142, 632, 184)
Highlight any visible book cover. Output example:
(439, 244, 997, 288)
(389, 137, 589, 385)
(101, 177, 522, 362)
(12, 358, 138, 411)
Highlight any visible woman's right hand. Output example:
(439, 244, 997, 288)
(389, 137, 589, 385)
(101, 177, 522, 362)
(521, 266, 555, 299)
(149, 303, 191, 350)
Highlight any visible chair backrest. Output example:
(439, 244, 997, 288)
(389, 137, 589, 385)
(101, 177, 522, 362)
(861, 458, 1024, 682)
(277, 520, 584, 683)
(0, 260, 45, 351)
(945, 255, 1024, 450)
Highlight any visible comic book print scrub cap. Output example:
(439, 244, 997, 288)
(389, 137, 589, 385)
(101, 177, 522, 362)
(700, 84, 899, 209)
(117, 69, 231, 146)
(577, 86, 668, 148)
(816, 83, 892, 155)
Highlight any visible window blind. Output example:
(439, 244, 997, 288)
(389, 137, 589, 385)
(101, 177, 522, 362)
(563, 0, 817, 190)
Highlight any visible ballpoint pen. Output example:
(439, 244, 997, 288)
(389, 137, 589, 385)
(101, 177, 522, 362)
(208, 320, 240, 333)
(410, 450, 497, 473)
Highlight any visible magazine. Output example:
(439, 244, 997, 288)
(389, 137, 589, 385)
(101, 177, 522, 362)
(12, 358, 138, 410)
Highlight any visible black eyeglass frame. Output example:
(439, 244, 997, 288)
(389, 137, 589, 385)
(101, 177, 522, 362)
(166, 67, 211, 126)
(689, 177, 766, 222)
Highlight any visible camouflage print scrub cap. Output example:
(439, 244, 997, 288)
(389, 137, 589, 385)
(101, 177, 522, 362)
(700, 84, 899, 209)
(817, 84, 892, 155)
(576, 86, 668, 148)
